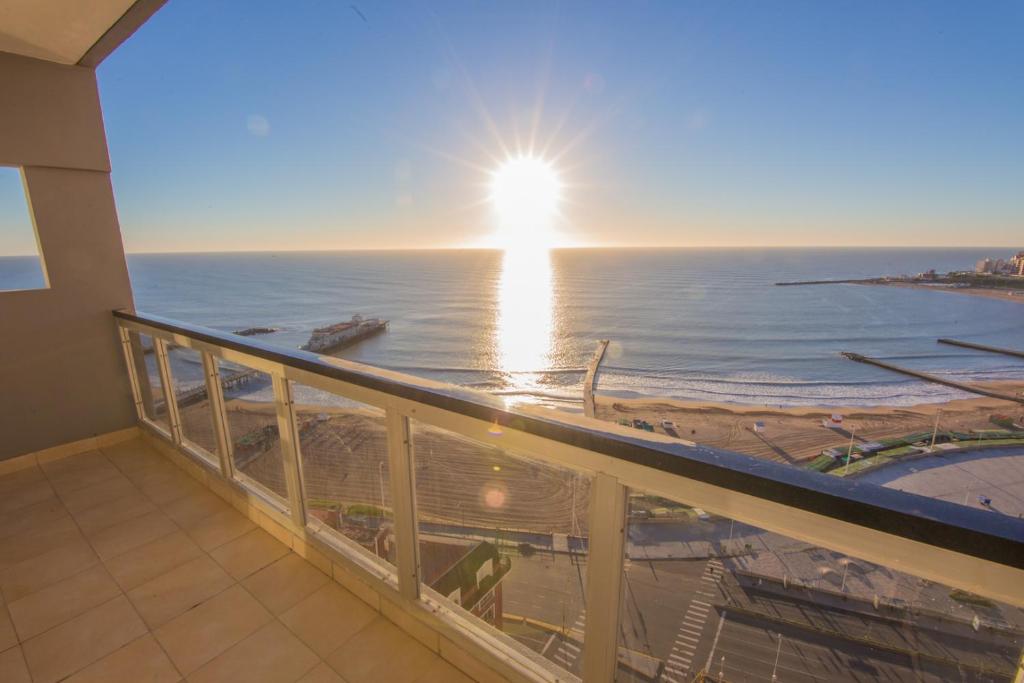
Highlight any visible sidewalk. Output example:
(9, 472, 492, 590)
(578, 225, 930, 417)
(720, 573, 1020, 677)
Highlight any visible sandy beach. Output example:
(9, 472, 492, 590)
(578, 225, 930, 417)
(597, 380, 1024, 464)
(864, 281, 1024, 304)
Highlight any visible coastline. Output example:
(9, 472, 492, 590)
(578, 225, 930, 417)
(595, 380, 1024, 464)
(859, 281, 1024, 304)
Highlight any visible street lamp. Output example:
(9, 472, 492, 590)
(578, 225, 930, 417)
(839, 558, 851, 593)
(771, 632, 783, 682)
(843, 426, 856, 475)
(929, 409, 941, 451)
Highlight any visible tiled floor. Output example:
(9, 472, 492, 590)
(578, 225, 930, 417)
(0, 439, 479, 683)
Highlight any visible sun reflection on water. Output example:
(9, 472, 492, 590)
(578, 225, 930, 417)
(496, 247, 554, 403)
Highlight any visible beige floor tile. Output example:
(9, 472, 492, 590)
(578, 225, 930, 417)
(155, 584, 272, 675)
(76, 492, 158, 537)
(127, 555, 234, 628)
(0, 497, 68, 541)
(162, 489, 233, 529)
(280, 582, 377, 658)
(0, 607, 16, 651)
(0, 478, 56, 516)
(186, 507, 256, 551)
(64, 634, 181, 683)
(187, 620, 319, 683)
(0, 536, 98, 603)
(298, 661, 347, 683)
(43, 455, 122, 497)
(210, 528, 289, 580)
(88, 509, 178, 560)
(8, 564, 121, 640)
(21, 595, 147, 683)
(0, 466, 45, 497)
(58, 474, 137, 514)
(0, 645, 31, 683)
(325, 617, 437, 683)
(416, 657, 476, 683)
(136, 469, 207, 506)
(243, 553, 329, 616)
(0, 518, 83, 571)
(102, 439, 165, 474)
(104, 530, 204, 591)
(39, 450, 108, 477)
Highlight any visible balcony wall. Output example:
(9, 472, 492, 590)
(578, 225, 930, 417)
(0, 50, 136, 460)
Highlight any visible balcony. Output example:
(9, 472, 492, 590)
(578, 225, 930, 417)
(0, 438, 478, 683)
(11, 309, 1021, 682)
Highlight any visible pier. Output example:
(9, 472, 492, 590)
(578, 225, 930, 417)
(840, 352, 1024, 405)
(775, 278, 876, 286)
(583, 339, 610, 418)
(175, 368, 260, 407)
(937, 338, 1024, 361)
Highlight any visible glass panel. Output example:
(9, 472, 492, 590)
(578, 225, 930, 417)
(617, 491, 1023, 682)
(290, 381, 393, 566)
(411, 420, 591, 677)
(167, 345, 218, 462)
(219, 360, 288, 502)
(0, 165, 46, 292)
(132, 332, 171, 432)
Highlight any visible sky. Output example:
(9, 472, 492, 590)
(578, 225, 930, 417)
(3, 1, 1023, 254)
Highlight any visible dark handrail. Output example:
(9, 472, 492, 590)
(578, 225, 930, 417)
(114, 310, 1024, 571)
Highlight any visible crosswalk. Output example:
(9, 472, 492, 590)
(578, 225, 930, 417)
(552, 609, 586, 672)
(661, 558, 723, 682)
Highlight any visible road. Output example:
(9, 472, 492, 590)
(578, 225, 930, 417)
(498, 553, 1017, 682)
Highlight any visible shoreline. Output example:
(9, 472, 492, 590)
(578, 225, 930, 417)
(595, 380, 1024, 464)
(861, 280, 1024, 304)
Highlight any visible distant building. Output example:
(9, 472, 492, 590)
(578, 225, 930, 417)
(1012, 251, 1024, 276)
(976, 258, 993, 273)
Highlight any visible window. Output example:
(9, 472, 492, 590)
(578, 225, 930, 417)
(0, 166, 46, 291)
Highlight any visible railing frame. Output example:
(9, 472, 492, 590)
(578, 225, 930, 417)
(114, 310, 1024, 683)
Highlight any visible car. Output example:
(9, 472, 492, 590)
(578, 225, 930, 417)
(661, 420, 675, 428)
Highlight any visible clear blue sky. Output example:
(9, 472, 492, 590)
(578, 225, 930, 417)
(15, 1, 1024, 254)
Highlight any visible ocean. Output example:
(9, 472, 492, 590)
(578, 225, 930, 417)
(4, 248, 1023, 408)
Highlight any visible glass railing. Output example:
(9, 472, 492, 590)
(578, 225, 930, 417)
(114, 310, 1024, 683)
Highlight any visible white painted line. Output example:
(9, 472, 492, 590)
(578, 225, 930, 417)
(692, 599, 711, 607)
(689, 604, 709, 613)
(669, 653, 691, 664)
(679, 626, 703, 636)
(682, 617, 704, 627)
(563, 641, 580, 653)
(541, 632, 557, 656)
(676, 634, 699, 644)
(703, 610, 727, 673)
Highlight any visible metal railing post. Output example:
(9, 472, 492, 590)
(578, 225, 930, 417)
(202, 352, 234, 478)
(153, 337, 182, 445)
(272, 374, 307, 528)
(386, 408, 421, 600)
(117, 326, 145, 421)
(581, 473, 628, 682)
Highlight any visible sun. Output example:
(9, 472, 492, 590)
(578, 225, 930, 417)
(489, 155, 562, 249)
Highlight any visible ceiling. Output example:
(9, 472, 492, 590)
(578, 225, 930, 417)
(0, 0, 138, 65)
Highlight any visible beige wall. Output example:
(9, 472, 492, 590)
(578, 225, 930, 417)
(0, 50, 136, 460)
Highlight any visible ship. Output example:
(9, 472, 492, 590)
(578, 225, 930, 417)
(301, 315, 388, 353)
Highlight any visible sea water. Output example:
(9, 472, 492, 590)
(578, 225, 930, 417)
(3, 248, 1022, 408)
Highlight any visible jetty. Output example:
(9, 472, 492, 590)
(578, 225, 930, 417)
(234, 327, 279, 337)
(840, 352, 1024, 405)
(937, 338, 1024, 361)
(583, 340, 610, 418)
(175, 368, 260, 408)
(775, 278, 876, 286)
